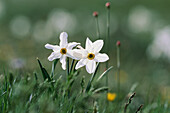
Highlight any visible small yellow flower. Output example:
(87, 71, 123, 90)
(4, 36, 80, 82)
(107, 93, 116, 101)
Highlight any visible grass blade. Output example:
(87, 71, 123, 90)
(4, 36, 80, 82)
(97, 66, 113, 81)
(37, 58, 51, 81)
(92, 87, 108, 94)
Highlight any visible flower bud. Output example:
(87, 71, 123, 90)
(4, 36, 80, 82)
(93, 11, 98, 17)
(116, 41, 121, 46)
(105, 2, 110, 8)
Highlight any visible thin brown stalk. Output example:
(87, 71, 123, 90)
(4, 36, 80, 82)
(135, 104, 144, 113)
(124, 92, 136, 113)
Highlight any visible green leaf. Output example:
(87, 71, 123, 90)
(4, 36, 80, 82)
(85, 62, 100, 93)
(80, 76, 85, 93)
(9, 72, 14, 86)
(129, 83, 138, 93)
(93, 101, 99, 113)
(34, 72, 38, 82)
(92, 87, 109, 94)
(37, 58, 51, 82)
(97, 66, 113, 81)
(0, 91, 7, 97)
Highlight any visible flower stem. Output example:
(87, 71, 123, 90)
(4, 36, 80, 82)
(66, 57, 69, 76)
(69, 59, 75, 74)
(117, 43, 120, 101)
(95, 17, 100, 39)
(105, 3, 110, 111)
(106, 2, 110, 90)
(50, 59, 58, 78)
(66, 57, 70, 96)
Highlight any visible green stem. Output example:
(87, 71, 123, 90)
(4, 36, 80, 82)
(50, 59, 58, 78)
(73, 61, 78, 72)
(66, 57, 69, 76)
(105, 6, 110, 111)
(95, 17, 100, 39)
(66, 57, 70, 97)
(67, 60, 77, 98)
(69, 59, 75, 74)
(106, 4, 110, 89)
(117, 45, 120, 101)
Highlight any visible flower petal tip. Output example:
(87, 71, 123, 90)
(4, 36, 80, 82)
(60, 32, 68, 37)
(45, 44, 50, 49)
(48, 58, 53, 61)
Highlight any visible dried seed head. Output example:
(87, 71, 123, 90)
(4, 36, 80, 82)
(93, 11, 98, 17)
(116, 41, 121, 47)
(105, 2, 110, 8)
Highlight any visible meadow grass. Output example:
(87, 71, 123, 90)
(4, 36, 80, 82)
(0, 60, 169, 113)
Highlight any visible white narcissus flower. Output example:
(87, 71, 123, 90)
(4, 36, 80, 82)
(73, 38, 109, 74)
(45, 32, 79, 70)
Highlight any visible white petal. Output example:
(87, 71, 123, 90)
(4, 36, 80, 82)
(85, 37, 93, 51)
(48, 52, 61, 61)
(94, 53, 109, 62)
(66, 49, 78, 60)
(86, 60, 96, 74)
(67, 42, 80, 49)
(60, 55, 66, 70)
(92, 40, 104, 53)
(77, 45, 84, 49)
(75, 59, 87, 69)
(73, 49, 88, 59)
(45, 44, 60, 51)
(59, 32, 68, 48)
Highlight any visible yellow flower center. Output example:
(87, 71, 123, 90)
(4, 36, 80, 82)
(60, 48, 67, 55)
(87, 53, 95, 60)
(107, 93, 116, 101)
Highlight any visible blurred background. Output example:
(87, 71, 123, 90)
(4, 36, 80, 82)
(0, 0, 169, 102)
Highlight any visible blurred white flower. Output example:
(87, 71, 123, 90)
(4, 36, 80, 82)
(128, 6, 152, 33)
(47, 9, 77, 34)
(33, 20, 53, 42)
(10, 15, 31, 38)
(147, 26, 170, 60)
(73, 38, 109, 74)
(45, 32, 79, 70)
(33, 9, 77, 42)
(10, 58, 25, 69)
(0, 1, 5, 19)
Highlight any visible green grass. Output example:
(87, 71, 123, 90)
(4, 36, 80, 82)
(0, 58, 169, 113)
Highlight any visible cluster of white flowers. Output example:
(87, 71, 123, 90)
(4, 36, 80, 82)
(45, 32, 109, 74)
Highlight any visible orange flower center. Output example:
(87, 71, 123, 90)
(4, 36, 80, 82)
(60, 48, 67, 55)
(87, 53, 95, 60)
